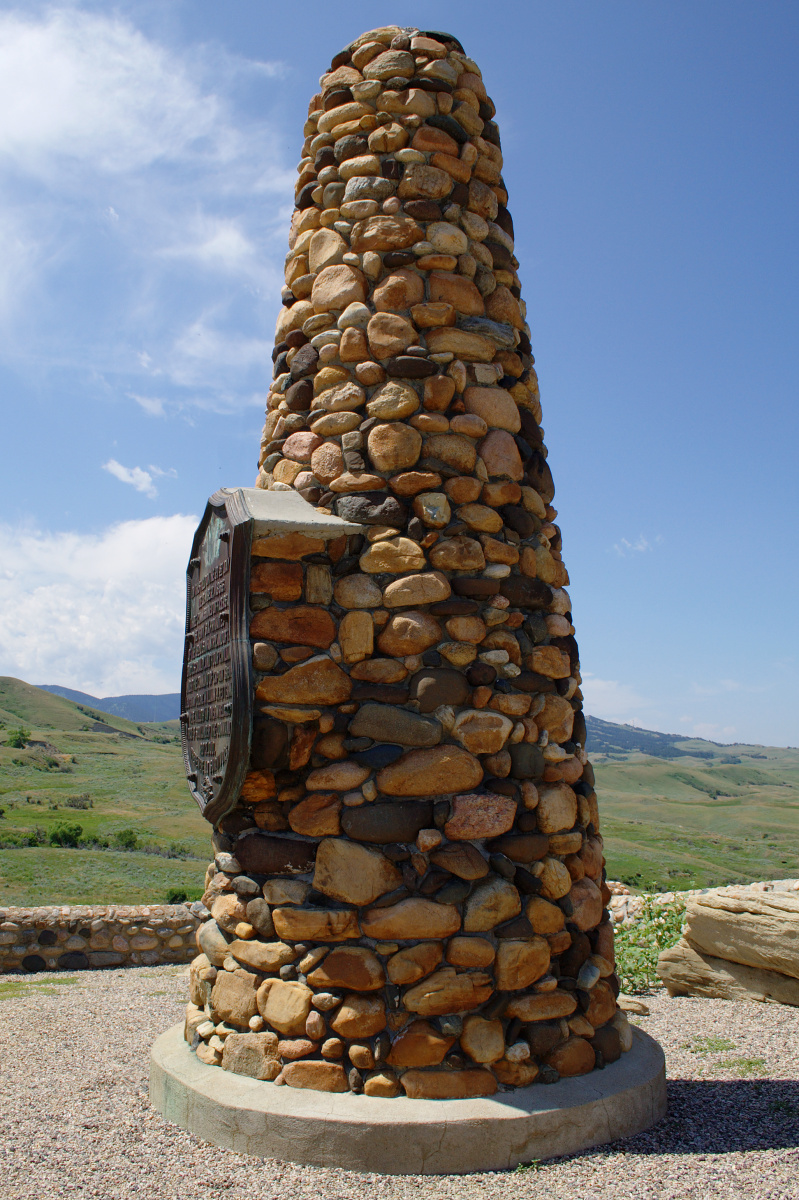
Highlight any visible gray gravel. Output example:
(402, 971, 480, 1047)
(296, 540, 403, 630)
(1, 965, 798, 1199)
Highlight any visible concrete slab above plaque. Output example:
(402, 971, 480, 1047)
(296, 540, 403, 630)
(180, 488, 361, 826)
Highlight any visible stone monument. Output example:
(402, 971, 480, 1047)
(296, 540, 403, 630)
(151, 25, 666, 1171)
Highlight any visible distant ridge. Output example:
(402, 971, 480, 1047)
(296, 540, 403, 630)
(37, 685, 181, 723)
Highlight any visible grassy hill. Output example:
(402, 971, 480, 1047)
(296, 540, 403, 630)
(0, 677, 208, 905)
(0, 676, 796, 904)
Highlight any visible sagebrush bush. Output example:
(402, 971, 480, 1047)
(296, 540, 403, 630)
(614, 896, 686, 993)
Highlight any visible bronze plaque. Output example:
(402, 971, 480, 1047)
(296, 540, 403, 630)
(181, 490, 253, 825)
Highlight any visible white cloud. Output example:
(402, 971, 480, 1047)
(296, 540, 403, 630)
(580, 673, 651, 723)
(128, 392, 166, 417)
(102, 458, 159, 499)
(0, 516, 196, 694)
(613, 534, 663, 557)
(688, 723, 738, 741)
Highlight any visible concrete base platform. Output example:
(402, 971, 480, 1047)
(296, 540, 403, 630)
(150, 1024, 666, 1174)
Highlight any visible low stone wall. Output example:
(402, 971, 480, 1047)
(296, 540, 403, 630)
(0, 903, 205, 973)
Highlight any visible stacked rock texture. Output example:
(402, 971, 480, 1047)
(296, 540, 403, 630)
(186, 25, 632, 1099)
(1, 904, 202, 972)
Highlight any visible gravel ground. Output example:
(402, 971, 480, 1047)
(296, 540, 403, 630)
(1, 965, 798, 1200)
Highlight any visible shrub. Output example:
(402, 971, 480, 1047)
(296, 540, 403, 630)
(165, 887, 203, 905)
(614, 896, 686, 993)
(48, 822, 83, 848)
(114, 828, 139, 851)
(65, 794, 92, 810)
(6, 726, 31, 749)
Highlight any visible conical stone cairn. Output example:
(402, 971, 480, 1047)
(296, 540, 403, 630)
(187, 24, 632, 1099)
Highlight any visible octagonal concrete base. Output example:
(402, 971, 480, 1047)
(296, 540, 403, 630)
(150, 1024, 666, 1174)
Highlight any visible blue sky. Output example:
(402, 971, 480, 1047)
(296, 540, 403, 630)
(0, 1, 796, 745)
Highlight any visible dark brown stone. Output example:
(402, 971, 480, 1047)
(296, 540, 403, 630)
(429, 599, 479, 616)
(335, 492, 406, 527)
(495, 915, 535, 939)
(501, 505, 538, 538)
(488, 834, 549, 862)
(451, 578, 500, 597)
(341, 802, 434, 844)
(351, 684, 410, 704)
(387, 356, 438, 378)
(525, 453, 555, 503)
(590, 1025, 622, 1063)
(509, 744, 546, 779)
(560, 932, 592, 978)
(500, 576, 552, 609)
(285, 379, 314, 412)
(408, 668, 471, 713)
(235, 835, 316, 875)
(251, 720, 288, 770)
(403, 200, 442, 221)
(466, 663, 496, 687)
(514, 672, 557, 695)
(383, 251, 416, 267)
(524, 1022, 561, 1056)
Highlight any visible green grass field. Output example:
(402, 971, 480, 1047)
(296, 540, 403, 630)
(0, 676, 796, 904)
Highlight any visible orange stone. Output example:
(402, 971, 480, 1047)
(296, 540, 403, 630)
(250, 606, 335, 649)
(400, 1068, 497, 1099)
(288, 793, 342, 836)
(250, 561, 303, 600)
(251, 532, 325, 559)
(376, 745, 483, 796)
(428, 271, 485, 315)
(282, 1061, 349, 1092)
(387, 1019, 454, 1066)
(256, 656, 352, 705)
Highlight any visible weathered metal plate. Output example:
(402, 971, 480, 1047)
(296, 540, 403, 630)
(180, 488, 361, 825)
(180, 491, 252, 825)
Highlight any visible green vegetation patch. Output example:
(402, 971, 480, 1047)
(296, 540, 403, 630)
(614, 896, 686, 993)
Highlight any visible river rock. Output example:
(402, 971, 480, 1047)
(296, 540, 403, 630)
(330, 993, 386, 1038)
(221, 1031, 281, 1081)
(360, 899, 461, 941)
(376, 745, 483, 795)
(341, 801, 433, 843)
(463, 876, 521, 931)
(313, 838, 402, 905)
(387, 1019, 454, 1066)
(495, 938, 551, 990)
(307, 946, 386, 991)
(210, 970, 260, 1026)
(444, 792, 516, 840)
(400, 1069, 497, 1099)
(460, 1015, 504, 1063)
(282, 1061, 349, 1092)
(386, 942, 443, 985)
(402, 968, 494, 1015)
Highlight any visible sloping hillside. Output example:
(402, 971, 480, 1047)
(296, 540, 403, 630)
(38, 685, 181, 723)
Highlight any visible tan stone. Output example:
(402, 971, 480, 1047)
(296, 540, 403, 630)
(446, 936, 495, 968)
(211, 894, 248, 933)
(460, 1016, 505, 1063)
(338, 610, 374, 663)
(334, 574, 382, 609)
(478, 429, 524, 479)
(221, 1031, 281, 1081)
(316, 380, 367, 413)
(463, 876, 521, 931)
(382, 571, 450, 608)
(440, 642, 477, 667)
(360, 899, 461, 941)
(339, 326, 369, 362)
(445, 615, 487, 643)
(366, 379, 420, 420)
(256, 656, 351, 705)
(305, 761, 371, 791)
(429, 535, 485, 571)
(444, 792, 516, 840)
(423, 433, 478, 472)
(505, 990, 578, 1022)
(288, 793, 342, 837)
(657, 939, 799, 1006)
(227, 939, 297, 975)
(547, 1037, 596, 1077)
(426, 327, 495, 362)
(256, 979, 312, 1036)
(428, 271, 485, 315)
(277, 1038, 318, 1061)
(679, 891, 799, 980)
(312, 264, 367, 313)
(400, 1068, 497, 1099)
(350, 659, 408, 683)
(330, 993, 386, 1038)
(282, 1061, 349, 1092)
(250, 561, 303, 600)
(307, 946, 386, 992)
(387, 1019, 454, 1067)
(367, 422, 422, 471)
(529, 646, 571, 678)
(272, 908, 359, 942)
(570, 877, 603, 932)
(276, 300, 314, 340)
(310, 442, 345, 484)
(373, 269, 425, 312)
(251, 606, 335, 649)
(376, 745, 483, 796)
(457, 502, 504, 533)
(451, 710, 513, 755)
(463, 387, 521, 432)
(367, 312, 417, 360)
(537, 856, 573, 900)
(523, 896, 565, 936)
(386, 942, 443, 986)
(313, 838, 402, 906)
(398, 163, 453, 200)
(308, 228, 347, 273)
(403, 968, 494, 1016)
(429, 846, 488, 885)
(210, 970, 259, 1026)
(585, 980, 617, 1028)
(377, 610, 441, 655)
(495, 939, 551, 991)
(493, 1058, 540, 1087)
(359, 537, 425, 574)
(364, 1071, 401, 1097)
(537, 696, 575, 743)
(536, 782, 578, 834)
(350, 215, 423, 253)
(252, 532, 324, 559)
